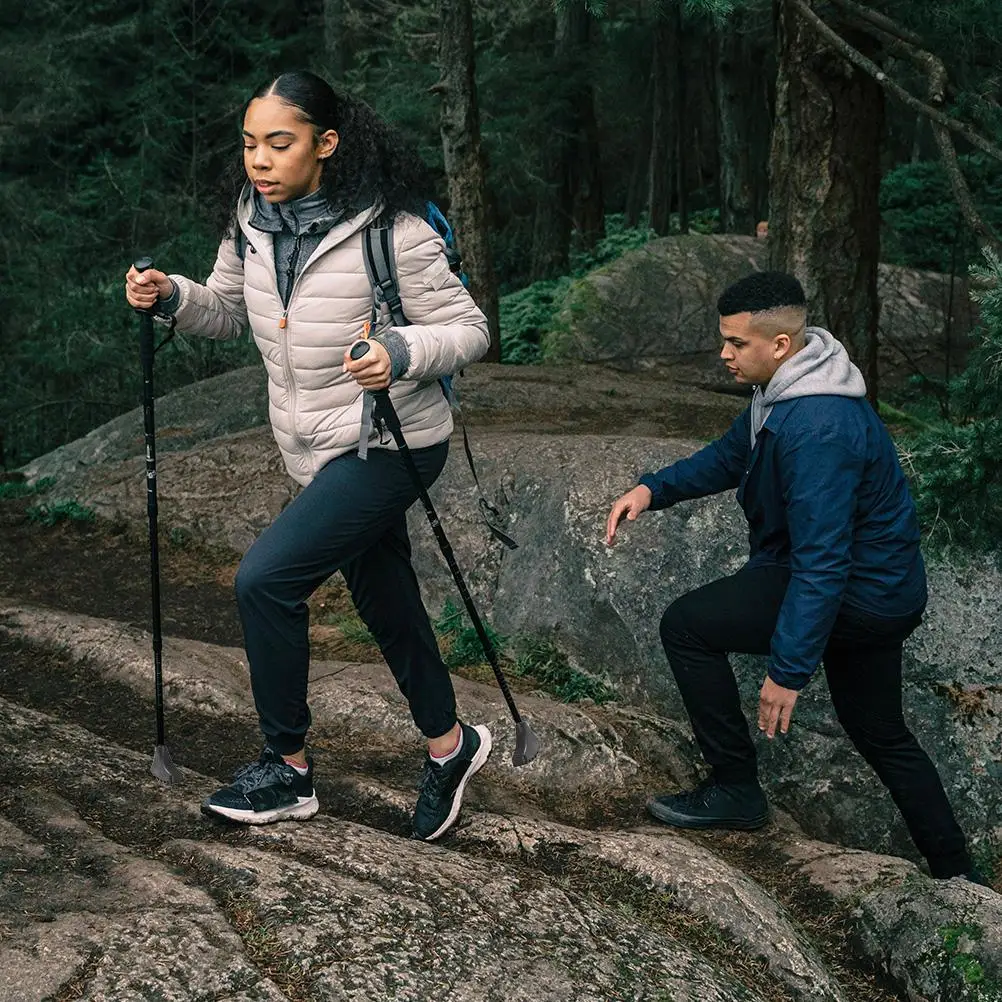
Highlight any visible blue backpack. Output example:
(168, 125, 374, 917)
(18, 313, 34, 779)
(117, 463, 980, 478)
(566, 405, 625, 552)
(362, 203, 516, 550)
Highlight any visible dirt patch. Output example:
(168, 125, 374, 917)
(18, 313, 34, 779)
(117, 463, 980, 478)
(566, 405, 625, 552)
(0, 495, 243, 647)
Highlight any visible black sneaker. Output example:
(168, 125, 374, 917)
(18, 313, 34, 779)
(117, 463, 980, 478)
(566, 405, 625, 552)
(412, 722, 492, 841)
(201, 746, 319, 825)
(648, 778, 769, 831)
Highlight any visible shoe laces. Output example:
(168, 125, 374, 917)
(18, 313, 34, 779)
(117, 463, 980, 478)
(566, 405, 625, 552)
(417, 757, 449, 802)
(678, 778, 717, 809)
(231, 753, 294, 794)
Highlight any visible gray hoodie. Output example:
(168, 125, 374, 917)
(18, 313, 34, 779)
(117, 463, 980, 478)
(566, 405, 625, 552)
(749, 326, 867, 449)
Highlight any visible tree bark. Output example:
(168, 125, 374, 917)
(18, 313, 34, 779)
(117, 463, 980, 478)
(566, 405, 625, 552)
(530, 2, 603, 277)
(437, 0, 500, 359)
(769, 0, 883, 402)
(714, 11, 757, 235)
(323, 0, 345, 82)
(565, 3, 604, 251)
(648, 11, 677, 236)
(675, 4, 688, 234)
(624, 57, 654, 229)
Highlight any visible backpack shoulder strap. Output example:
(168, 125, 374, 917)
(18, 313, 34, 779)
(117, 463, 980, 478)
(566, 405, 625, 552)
(362, 211, 517, 551)
(362, 219, 408, 327)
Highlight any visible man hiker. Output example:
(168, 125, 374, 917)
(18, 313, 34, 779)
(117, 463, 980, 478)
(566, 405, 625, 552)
(605, 270, 979, 882)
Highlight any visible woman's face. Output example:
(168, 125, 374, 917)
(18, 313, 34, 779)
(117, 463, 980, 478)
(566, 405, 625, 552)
(242, 95, 338, 203)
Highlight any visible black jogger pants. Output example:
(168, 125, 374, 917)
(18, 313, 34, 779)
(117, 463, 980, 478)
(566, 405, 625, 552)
(659, 563, 971, 878)
(234, 442, 456, 755)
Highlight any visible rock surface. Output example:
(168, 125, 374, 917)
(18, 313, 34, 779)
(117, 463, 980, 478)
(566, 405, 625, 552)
(546, 234, 976, 390)
(22, 418, 1000, 862)
(3, 603, 1001, 1002)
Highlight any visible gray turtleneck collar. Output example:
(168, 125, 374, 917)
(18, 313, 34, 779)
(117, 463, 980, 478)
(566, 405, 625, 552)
(249, 187, 342, 237)
(249, 188, 344, 307)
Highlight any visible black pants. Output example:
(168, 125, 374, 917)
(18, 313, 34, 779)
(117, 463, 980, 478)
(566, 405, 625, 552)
(659, 563, 971, 877)
(235, 442, 456, 755)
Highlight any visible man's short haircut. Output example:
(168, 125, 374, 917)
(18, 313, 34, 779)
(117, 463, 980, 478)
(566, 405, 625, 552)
(717, 271, 807, 318)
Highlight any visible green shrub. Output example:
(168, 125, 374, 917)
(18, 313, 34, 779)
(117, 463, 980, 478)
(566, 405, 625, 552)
(880, 156, 1002, 273)
(25, 499, 96, 526)
(900, 247, 1002, 551)
(512, 637, 614, 704)
(0, 477, 55, 499)
(434, 599, 507, 668)
(499, 213, 660, 365)
(433, 601, 612, 703)
(498, 277, 572, 364)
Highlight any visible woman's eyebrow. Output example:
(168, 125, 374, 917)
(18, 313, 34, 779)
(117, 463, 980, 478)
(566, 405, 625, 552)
(242, 129, 297, 139)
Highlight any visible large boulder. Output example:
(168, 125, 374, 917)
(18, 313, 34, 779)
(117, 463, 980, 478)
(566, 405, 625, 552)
(403, 433, 1002, 866)
(545, 234, 977, 390)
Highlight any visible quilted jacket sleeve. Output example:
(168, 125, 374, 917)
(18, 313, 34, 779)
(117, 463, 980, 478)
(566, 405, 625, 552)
(388, 214, 490, 379)
(168, 235, 248, 341)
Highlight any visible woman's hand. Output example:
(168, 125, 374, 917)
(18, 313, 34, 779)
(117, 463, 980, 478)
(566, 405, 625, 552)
(343, 340, 392, 390)
(125, 265, 174, 310)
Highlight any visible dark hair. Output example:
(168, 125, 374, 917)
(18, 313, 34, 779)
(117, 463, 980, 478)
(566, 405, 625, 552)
(716, 271, 807, 317)
(218, 70, 430, 232)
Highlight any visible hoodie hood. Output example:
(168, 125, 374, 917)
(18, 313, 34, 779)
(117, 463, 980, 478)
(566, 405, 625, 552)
(750, 327, 867, 448)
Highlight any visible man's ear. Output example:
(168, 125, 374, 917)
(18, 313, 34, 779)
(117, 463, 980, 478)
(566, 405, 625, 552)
(773, 332, 791, 358)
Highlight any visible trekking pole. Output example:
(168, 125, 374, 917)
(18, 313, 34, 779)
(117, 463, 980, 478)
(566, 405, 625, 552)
(349, 342, 540, 766)
(134, 257, 183, 785)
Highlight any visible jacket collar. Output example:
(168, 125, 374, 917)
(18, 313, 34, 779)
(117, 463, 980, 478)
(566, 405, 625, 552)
(248, 187, 343, 237)
(236, 184, 384, 283)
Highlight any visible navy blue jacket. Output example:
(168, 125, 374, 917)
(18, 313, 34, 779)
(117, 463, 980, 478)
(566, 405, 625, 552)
(639, 396, 927, 689)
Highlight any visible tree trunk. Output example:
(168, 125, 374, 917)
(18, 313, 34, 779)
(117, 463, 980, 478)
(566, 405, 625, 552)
(530, 2, 603, 278)
(769, 0, 883, 402)
(323, 0, 345, 82)
(715, 11, 756, 235)
(530, 9, 572, 279)
(437, 0, 500, 359)
(624, 57, 654, 229)
(648, 11, 676, 236)
(675, 5, 688, 234)
(565, 3, 604, 251)
(673, 11, 689, 235)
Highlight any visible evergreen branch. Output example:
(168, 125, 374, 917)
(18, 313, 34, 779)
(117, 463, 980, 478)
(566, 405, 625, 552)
(791, 0, 1002, 253)
(788, 0, 1002, 164)
(837, 6, 1002, 252)
(824, 0, 923, 48)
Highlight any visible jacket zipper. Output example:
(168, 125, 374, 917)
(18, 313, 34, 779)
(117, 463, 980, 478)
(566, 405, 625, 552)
(276, 234, 315, 471)
(278, 234, 303, 330)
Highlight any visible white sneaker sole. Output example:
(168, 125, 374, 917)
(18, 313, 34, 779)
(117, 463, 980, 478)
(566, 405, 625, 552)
(202, 794, 320, 825)
(422, 725, 493, 842)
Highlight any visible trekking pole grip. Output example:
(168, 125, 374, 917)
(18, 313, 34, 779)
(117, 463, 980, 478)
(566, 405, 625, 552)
(134, 256, 156, 372)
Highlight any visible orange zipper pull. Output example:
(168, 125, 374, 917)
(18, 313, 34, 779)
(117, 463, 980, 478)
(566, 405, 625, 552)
(279, 313, 288, 330)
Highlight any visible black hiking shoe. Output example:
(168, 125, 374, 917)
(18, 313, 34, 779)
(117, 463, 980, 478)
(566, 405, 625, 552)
(648, 778, 769, 831)
(412, 722, 492, 841)
(201, 746, 319, 825)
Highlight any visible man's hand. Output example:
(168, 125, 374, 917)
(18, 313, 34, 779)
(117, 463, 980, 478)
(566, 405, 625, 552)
(343, 340, 391, 390)
(605, 485, 653, 546)
(758, 675, 799, 738)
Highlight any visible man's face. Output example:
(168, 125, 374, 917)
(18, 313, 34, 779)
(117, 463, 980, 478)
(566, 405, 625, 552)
(718, 312, 790, 385)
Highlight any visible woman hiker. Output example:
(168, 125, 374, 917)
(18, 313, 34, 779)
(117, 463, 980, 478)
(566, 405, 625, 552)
(124, 70, 492, 841)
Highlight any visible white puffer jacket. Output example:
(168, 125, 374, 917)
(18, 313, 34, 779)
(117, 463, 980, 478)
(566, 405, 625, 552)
(169, 194, 490, 486)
